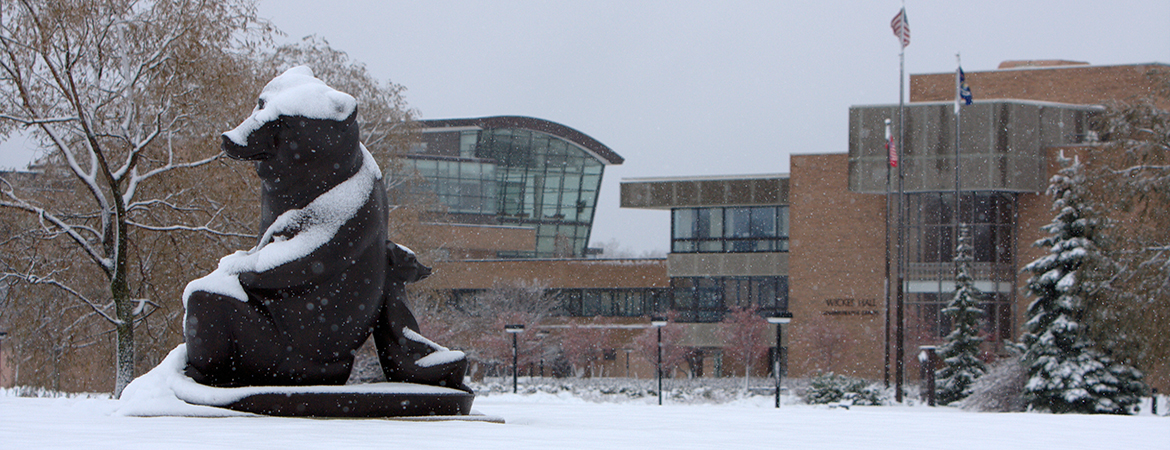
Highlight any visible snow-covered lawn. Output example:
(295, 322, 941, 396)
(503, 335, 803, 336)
(2, 390, 1164, 450)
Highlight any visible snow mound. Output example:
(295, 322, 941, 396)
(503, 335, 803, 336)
(116, 345, 252, 417)
(117, 345, 469, 417)
(223, 65, 357, 146)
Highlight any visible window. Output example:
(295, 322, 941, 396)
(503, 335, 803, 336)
(669, 276, 789, 322)
(459, 131, 478, 158)
(672, 206, 789, 253)
(554, 288, 670, 317)
(906, 192, 1015, 264)
(403, 158, 499, 215)
(903, 191, 1017, 345)
(907, 291, 1013, 342)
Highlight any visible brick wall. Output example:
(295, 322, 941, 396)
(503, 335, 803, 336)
(788, 153, 888, 380)
(911, 63, 1170, 109)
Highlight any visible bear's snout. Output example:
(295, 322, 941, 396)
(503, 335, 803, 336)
(222, 119, 280, 161)
(221, 134, 265, 161)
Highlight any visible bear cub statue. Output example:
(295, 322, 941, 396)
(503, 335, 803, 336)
(182, 66, 467, 392)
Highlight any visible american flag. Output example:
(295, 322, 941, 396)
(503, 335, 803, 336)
(891, 8, 910, 48)
(885, 120, 898, 167)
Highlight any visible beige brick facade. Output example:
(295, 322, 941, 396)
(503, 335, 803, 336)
(788, 154, 887, 379)
(911, 62, 1170, 108)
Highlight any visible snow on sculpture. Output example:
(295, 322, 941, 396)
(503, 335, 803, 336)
(175, 66, 469, 409)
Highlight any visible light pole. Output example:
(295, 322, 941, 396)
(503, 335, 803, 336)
(536, 329, 550, 378)
(651, 317, 668, 406)
(505, 324, 525, 394)
(624, 348, 632, 378)
(0, 330, 6, 387)
(919, 345, 937, 407)
(767, 313, 793, 408)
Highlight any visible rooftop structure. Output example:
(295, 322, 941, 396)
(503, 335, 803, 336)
(398, 116, 622, 258)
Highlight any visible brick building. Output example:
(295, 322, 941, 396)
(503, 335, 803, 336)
(386, 61, 1170, 387)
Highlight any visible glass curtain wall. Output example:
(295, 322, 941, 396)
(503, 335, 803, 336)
(903, 191, 1016, 343)
(672, 206, 790, 253)
(479, 128, 604, 258)
(405, 158, 498, 215)
(402, 127, 606, 258)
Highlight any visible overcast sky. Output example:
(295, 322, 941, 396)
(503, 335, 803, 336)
(4, 1, 1169, 254)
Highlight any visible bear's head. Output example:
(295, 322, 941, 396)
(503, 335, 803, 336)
(222, 66, 364, 217)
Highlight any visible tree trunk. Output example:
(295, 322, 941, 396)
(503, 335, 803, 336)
(110, 202, 133, 398)
(113, 293, 134, 398)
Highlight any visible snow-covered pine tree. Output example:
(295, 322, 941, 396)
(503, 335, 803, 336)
(1021, 155, 1147, 414)
(935, 225, 987, 405)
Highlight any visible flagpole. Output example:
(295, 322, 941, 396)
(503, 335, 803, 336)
(954, 54, 963, 285)
(884, 2, 912, 402)
(883, 118, 893, 389)
(894, 34, 906, 405)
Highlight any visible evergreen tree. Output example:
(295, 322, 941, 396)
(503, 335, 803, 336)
(935, 225, 987, 405)
(1021, 155, 1147, 414)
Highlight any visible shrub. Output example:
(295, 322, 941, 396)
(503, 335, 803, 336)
(804, 373, 883, 406)
(959, 355, 1027, 412)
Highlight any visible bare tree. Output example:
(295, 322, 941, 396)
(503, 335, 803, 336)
(1089, 93, 1170, 391)
(0, 0, 268, 396)
(449, 280, 556, 376)
(559, 317, 623, 378)
(717, 306, 770, 388)
(633, 314, 690, 378)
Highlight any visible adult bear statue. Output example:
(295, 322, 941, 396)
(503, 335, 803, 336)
(182, 66, 467, 392)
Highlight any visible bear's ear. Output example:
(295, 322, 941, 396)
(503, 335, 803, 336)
(340, 104, 358, 125)
(327, 91, 357, 121)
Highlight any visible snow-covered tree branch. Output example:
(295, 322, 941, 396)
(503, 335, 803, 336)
(0, 0, 270, 397)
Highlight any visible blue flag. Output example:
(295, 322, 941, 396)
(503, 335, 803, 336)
(959, 68, 973, 105)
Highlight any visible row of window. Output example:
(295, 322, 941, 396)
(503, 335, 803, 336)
(553, 288, 671, 317)
(447, 276, 789, 323)
(671, 277, 789, 322)
(672, 206, 790, 253)
(447, 277, 1012, 340)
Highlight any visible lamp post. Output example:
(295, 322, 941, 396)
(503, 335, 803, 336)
(650, 317, 668, 406)
(624, 348, 632, 378)
(504, 324, 525, 394)
(767, 313, 793, 408)
(919, 345, 937, 407)
(0, 330, 6, 387)
(536, 329, 550, 378)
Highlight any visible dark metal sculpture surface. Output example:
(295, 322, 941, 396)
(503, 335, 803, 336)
(180, 67, 468, 416)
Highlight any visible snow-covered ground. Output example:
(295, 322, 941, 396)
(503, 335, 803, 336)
(2, 388, 1164, 450)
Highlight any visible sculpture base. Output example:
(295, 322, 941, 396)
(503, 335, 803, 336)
(180, 381, 475, 418)
(220, 388, 474, 418)
(118, 346, 487, 420)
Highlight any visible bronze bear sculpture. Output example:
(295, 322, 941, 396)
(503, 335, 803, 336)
(182, 66, 467, 391)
